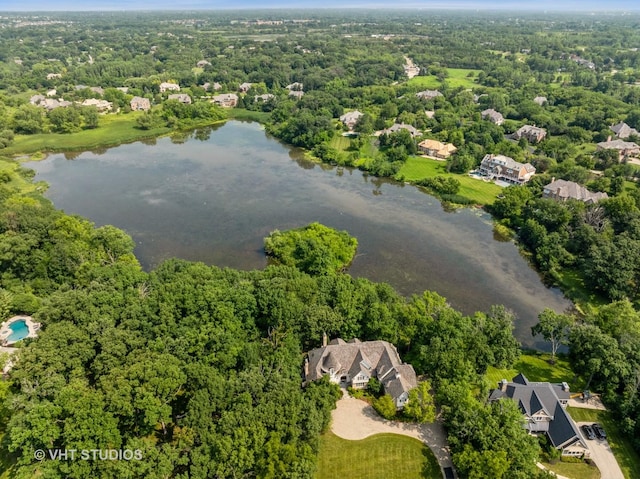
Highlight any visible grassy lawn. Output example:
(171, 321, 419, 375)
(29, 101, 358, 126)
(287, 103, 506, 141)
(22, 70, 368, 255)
(316, 432, 441, 479)
(407, 76, 441, 89)
(567, 407, 640, 479)
(406, 68, 480, 90)
(398, 156, 503, 205)
(227, 109, 271, 123)
(486, 352, 578, 388)
(541, 460, 600, 479)
(329, 135, 352, 153)
(556, 268, 608, 310)
(4, 113, 171, 156)
(0, 158, 41, 194)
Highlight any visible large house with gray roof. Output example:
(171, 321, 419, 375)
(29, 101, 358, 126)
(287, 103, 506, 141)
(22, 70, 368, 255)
(489, 374, 589, 458)
(543, 179, 608, 204)
(305, 338, 417, 409)
(479, 154, 536, 184)
(610, 121, 639, 140)
(514, 124, 547, 143)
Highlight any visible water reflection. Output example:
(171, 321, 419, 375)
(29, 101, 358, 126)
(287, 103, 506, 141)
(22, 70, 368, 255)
(26, 121, 571, 348)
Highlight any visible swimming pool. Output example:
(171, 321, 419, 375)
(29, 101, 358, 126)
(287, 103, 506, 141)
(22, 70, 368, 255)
(7, 319, 29, 343)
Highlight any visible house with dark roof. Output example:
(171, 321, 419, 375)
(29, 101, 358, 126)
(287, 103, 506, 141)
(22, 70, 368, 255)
(543, 179, 608, 204)
(479, 154, 536, 184)
(305, 338, 417, 409)
(489, 374, 589, 458)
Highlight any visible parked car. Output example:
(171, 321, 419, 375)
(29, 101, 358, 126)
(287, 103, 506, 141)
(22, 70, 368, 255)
(444, 467, 455, 479)
(581, 424, 596, 440)
(593, 423, 607, 439)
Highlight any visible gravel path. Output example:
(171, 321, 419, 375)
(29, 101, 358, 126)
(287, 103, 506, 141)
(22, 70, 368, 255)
(330, 391, 454, 473)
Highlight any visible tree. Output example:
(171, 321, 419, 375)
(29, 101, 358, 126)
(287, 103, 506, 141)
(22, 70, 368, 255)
(11, 104, 44, 134)
(81, 106, 99, 129)
(531, 309, 573, 362)
(569, 324, 630, 391)
(264, 223, 358, 275)
(48, 107, 82, 133)
(404, 381, 436, 423)
(373, 394, 396, 420)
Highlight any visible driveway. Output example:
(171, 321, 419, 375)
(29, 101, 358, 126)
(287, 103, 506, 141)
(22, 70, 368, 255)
(576, 421, 624, 479)
(569, 396, 607, 410)
(330, 391, 454, 475)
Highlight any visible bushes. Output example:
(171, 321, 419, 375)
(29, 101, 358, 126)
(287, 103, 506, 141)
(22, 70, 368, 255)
(373, 395, 396, 420)
(417, 176, 461, 195)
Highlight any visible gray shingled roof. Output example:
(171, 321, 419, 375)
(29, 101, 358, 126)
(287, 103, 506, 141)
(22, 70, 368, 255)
(306, 339, 417, 403)
(597, 139, 640, 150)
(610, 122, 639, 139)
(489, 374, 584, 451)
(544, 179, 608, 203)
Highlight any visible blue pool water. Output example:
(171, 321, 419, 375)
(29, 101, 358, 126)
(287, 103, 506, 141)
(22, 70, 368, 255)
(7, 319, 29, 342)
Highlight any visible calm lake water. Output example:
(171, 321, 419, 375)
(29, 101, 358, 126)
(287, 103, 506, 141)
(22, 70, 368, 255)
(27, 121, 571, 347)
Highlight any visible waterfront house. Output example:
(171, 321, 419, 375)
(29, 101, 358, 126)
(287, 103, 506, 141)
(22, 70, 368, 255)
(305, 337, 417, 409)
(418, 139, 458, 159)
(489, 374, 590, 458)
(543, 179, 608, 204)
(479, 154, 536, 184)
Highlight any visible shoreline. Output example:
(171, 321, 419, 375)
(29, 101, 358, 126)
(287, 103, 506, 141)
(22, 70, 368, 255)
(6, 111, 587, 311)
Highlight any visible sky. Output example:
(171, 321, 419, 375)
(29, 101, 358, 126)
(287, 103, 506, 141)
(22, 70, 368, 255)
(0, 0, 637, 11)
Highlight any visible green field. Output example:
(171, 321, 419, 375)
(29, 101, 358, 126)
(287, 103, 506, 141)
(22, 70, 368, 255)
(407, 68, 481, 90)
(316, 432, 441, 479)
(329, 135, 352, 152)
(556, 268, 608, 310)
(486, 352, 578, 388)
(541, 460, 600, 479)
(567, 408, 640, 479)
(227, 109, 271, 123)
(398, 156, 503, 205)
(4, 113, 172, 156)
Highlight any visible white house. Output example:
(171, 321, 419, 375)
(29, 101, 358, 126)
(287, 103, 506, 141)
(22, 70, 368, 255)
(479, 154, 536, 184)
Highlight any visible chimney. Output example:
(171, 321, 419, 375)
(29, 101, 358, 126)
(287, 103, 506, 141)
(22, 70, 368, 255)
(562, 382, 570, 392)
(551, 177, 556, 183)
(607, 135, 612, 142)
(322, 332, 328, 347)
(499, 379, 508, 391)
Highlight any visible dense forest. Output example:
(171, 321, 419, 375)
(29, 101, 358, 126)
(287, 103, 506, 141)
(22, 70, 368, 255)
(0, 159, 538, 478)
(1, 9, 640, 478)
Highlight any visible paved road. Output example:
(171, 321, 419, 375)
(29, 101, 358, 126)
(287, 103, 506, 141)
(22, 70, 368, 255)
(330, 391, 454, 475)
(576, 422, 624, 479)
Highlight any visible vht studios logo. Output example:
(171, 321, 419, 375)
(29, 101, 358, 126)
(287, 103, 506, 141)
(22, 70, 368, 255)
(34, 449, 143, 461)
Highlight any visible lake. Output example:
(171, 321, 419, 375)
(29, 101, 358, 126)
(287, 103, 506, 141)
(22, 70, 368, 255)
(26, 120, 571, 347)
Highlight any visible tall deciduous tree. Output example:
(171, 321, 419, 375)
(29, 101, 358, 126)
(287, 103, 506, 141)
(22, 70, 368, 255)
(531, 309, 573, 362)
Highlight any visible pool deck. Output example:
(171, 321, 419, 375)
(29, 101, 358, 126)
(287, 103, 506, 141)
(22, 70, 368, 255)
(0, 315, 40, 347)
